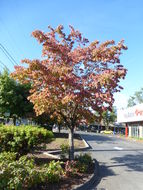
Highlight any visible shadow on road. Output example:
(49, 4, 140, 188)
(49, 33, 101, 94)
(81, 133, 116, 144)
(90, 163, 117, 190)
(111, 153, 143, 172)
(99, 164, 117, 178)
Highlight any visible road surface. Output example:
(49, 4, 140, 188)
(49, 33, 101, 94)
(80, 132, 143, 190)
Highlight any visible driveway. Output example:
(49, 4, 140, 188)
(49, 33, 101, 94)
(80, 132, 143, 190)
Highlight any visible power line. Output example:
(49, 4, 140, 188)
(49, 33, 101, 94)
(0, 62, 5, 71)
(0, 43, 18, 66)
(0, 45, 15, 66)
(0, 60, 10, 72)
(0, 18, 25, 59)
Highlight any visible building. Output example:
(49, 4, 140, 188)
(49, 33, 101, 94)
(117, 104, 143, 138)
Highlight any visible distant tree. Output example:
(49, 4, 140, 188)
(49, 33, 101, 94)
(0, 69, 33, 125)
(102, 108, 116, 130)
(127, 88, 143, 107)
(34, 110, 65, 131)
(12, 25, 127, 160)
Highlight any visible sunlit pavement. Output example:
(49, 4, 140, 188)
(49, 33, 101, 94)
(79, 132, 143, 190)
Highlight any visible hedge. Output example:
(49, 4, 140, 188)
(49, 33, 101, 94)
(0, 125, 54, 155)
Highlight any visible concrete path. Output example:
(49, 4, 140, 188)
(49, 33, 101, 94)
(79, 132, 143, 190)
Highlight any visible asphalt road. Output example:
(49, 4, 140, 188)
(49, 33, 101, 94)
(79, 132, 143, 190)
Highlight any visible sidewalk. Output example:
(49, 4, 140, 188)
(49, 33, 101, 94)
(115, 134, 143, 143)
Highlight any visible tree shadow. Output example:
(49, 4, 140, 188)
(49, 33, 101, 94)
(111, 153, 143, 172)
(80, 133, 116, 144)
(90, 163, 117, 190)
(99, 164, 117, 178)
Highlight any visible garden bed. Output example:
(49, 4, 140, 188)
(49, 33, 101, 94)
(27, 150, 95, 190)
(0, 152, 95, 190)
(28, 157, 95, 190)
(29, 172, 93, 190)
(0, 127, 94, 190)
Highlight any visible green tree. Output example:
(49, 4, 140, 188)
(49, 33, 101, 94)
(102, 108, 116, 130)
(127, 88, 143, 107)
(0, 69, 33, 124)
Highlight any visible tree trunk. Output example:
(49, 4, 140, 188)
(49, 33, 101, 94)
(13, 116, 16, 125)
(58, 125, 61, 133)
(106, 125, 109, 130)
(69, 127, 74, 160)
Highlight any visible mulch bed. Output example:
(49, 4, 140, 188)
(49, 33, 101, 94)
(29, 174, 90, 190)
(29, 165, 94, 190)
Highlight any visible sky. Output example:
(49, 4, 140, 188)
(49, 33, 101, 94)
(0, 0, 143, 109)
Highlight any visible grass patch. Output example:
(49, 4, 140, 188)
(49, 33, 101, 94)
(130, 137, 143, 141)
(45, 133, 85, 150)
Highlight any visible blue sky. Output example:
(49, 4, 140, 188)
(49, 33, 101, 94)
(0, 0, 143, 108)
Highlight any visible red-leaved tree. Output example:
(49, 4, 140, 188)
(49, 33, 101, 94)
(12, 25, 127, 160)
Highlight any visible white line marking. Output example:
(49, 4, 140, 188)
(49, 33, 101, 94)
(114, 147, 123, 150)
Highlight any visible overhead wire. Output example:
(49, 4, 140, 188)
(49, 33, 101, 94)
(0, 62, 5, 71)
(0, 17, 23, 62)
(0, 60, 11, 72)
(0, 43, 18, 66)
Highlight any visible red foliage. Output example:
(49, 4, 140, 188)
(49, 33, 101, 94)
(11, 25, 127, 128)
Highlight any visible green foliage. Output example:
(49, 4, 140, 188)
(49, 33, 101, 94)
(60, 144, 69, 159)
(0, 152, 17, 165)
(34, 113, 56, 127)
(0, 153, 64, 189)
(0, 125, 54, 155)
(0, 69, 33, 124)
(128, 88, 143, 107)
(44, 161, 64, 183)
(0, 155, 42, 190)
(0, 152, 92, 189)
(102, 108, 116, 130)
(75, 153, 93, 173)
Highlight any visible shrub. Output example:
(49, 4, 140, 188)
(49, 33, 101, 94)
(75, 153, 93, 173)
(0, 152, 17, 164)
(44, 161, 64, 183)
(0, 155, 42, 190)
(60, 144, 69, 159)
(0, 125, 54, 155)
(64, 160, 78, 177)
(0, 153, 64, 189)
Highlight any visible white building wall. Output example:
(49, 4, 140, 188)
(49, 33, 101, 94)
(139, 126, 143, 138)
(128, 126, 132, 137)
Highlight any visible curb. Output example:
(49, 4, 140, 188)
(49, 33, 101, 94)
(43, 151, 60, 159)
(78, 134, 91, 150)
(80, 134, 89, 148)
(72, 159, 100, 190)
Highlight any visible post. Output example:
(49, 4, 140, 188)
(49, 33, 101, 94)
(114, 127, 115, 135)
(139, 126, 143, 138)
(128, 126, 132, 137)
(125, 123, 128, 137)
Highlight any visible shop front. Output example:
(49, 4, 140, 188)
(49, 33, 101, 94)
(117, 104, 143, 138)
